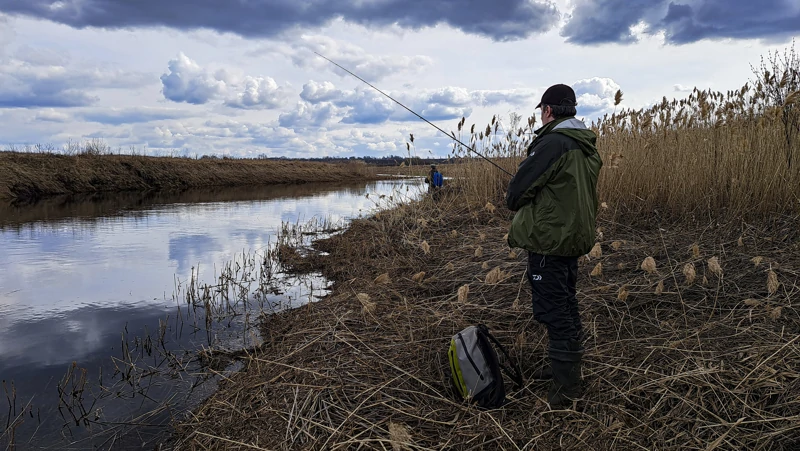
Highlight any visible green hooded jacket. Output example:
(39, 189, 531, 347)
(505, 117, 603, 257)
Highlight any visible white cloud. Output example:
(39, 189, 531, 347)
(0, 57, 152, 108)
(286, 81, 537, 126)
(78, 106, 193, 124)
(573, 77, 622, 119)
(35, 108, 70, 122)
(278, 101, 340, 128)
(161, 53, 290, 110)
(160, 52, 228, 104)
(300, 81, 343, 103)
(573, 77, 620, 99)
(366, 141, 398, 151)
(225, 76, 290, 110)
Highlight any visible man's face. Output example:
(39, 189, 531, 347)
(540, 106, 555, 126)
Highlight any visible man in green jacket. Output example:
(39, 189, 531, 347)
(505, 84, 603, 408)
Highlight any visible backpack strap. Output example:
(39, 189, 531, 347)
(477, 324, 524, 389)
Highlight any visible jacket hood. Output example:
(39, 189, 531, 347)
(551, 117, 597, 156)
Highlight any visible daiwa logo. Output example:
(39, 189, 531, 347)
(530, 274, 542, 281)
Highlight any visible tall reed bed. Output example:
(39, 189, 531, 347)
(435, 44, 800, 221)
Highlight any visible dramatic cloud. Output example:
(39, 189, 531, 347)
(160, 53, 290, 109)
(263, 35, 434, 81)
(0, 0, 560, 42)
(0, 57, 150, 108)
(78, 107, 193, 125)
(562, 0, 800, 45)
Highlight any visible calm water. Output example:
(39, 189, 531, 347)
(0, 179, 423, 449)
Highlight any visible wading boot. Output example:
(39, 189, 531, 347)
(547, 339, 584, 409)
(536, 331, 585, 381)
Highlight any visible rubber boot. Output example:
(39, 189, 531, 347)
(536, 331, 584, 381)
(547, 339, 583, 408)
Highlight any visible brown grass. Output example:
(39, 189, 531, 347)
(0, 152, 377, 201)
(173, 194, 800, 450)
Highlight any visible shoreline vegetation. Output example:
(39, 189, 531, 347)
(171, 47, 800, 449)
(175, 196, 799, 450)
(0, 150, 435, 202)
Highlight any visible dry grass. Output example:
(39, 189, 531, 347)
(173, 194, 800, 450)
(0, 151, 376, 201)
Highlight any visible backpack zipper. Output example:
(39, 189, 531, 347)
(457, 333, 484, 381)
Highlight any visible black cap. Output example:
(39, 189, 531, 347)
(536, 84, 577, 109)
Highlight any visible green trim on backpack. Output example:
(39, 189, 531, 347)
(448, 338, 468, 398)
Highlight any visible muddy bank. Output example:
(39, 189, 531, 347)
(0, 152, 380, 201)
(172, 193, 800, 450)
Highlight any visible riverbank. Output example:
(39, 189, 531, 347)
(0, 152, 380, 201)
(172, 190, 800, 450)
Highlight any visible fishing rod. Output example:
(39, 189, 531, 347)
(313, 52, 514, 177)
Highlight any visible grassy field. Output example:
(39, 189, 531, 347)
(0, 151, 379, 201)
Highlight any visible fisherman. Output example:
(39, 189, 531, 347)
(425, 164, 444, 197)
(505, 84, 603, 408)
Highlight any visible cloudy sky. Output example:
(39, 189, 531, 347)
(0, 0, 797, 158)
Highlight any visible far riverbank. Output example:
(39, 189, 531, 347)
(0, 152, 388, 201)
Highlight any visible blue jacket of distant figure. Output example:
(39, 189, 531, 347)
(432, 171, 443, 187)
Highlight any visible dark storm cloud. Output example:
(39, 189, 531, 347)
(562, 0, 800, 45)
(0, 0, 560, 42)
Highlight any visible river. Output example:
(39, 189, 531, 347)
(0, 178, 424, 449)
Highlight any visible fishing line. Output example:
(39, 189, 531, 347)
(314, 52, 514, 177)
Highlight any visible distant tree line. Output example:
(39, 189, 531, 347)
(238, 154, 454, 166)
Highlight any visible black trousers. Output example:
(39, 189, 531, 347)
(526, 252, 583, 342)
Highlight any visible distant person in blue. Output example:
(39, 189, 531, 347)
(426, 164, 444, 198)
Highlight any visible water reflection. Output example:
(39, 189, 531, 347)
(0, 178, 423, 449)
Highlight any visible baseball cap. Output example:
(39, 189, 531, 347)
(536, 84, 577, 109)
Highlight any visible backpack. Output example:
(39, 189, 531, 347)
(432, 171, 444, 187)
(447, 324, 523, 409)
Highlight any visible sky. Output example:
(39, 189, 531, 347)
(0, 0, 797, 158)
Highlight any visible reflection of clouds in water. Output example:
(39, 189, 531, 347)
(229, 229, 274, 252)
(0, 303, 166, 370)
(0, 179, 425, 323)
(168, 234, 221, 274)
